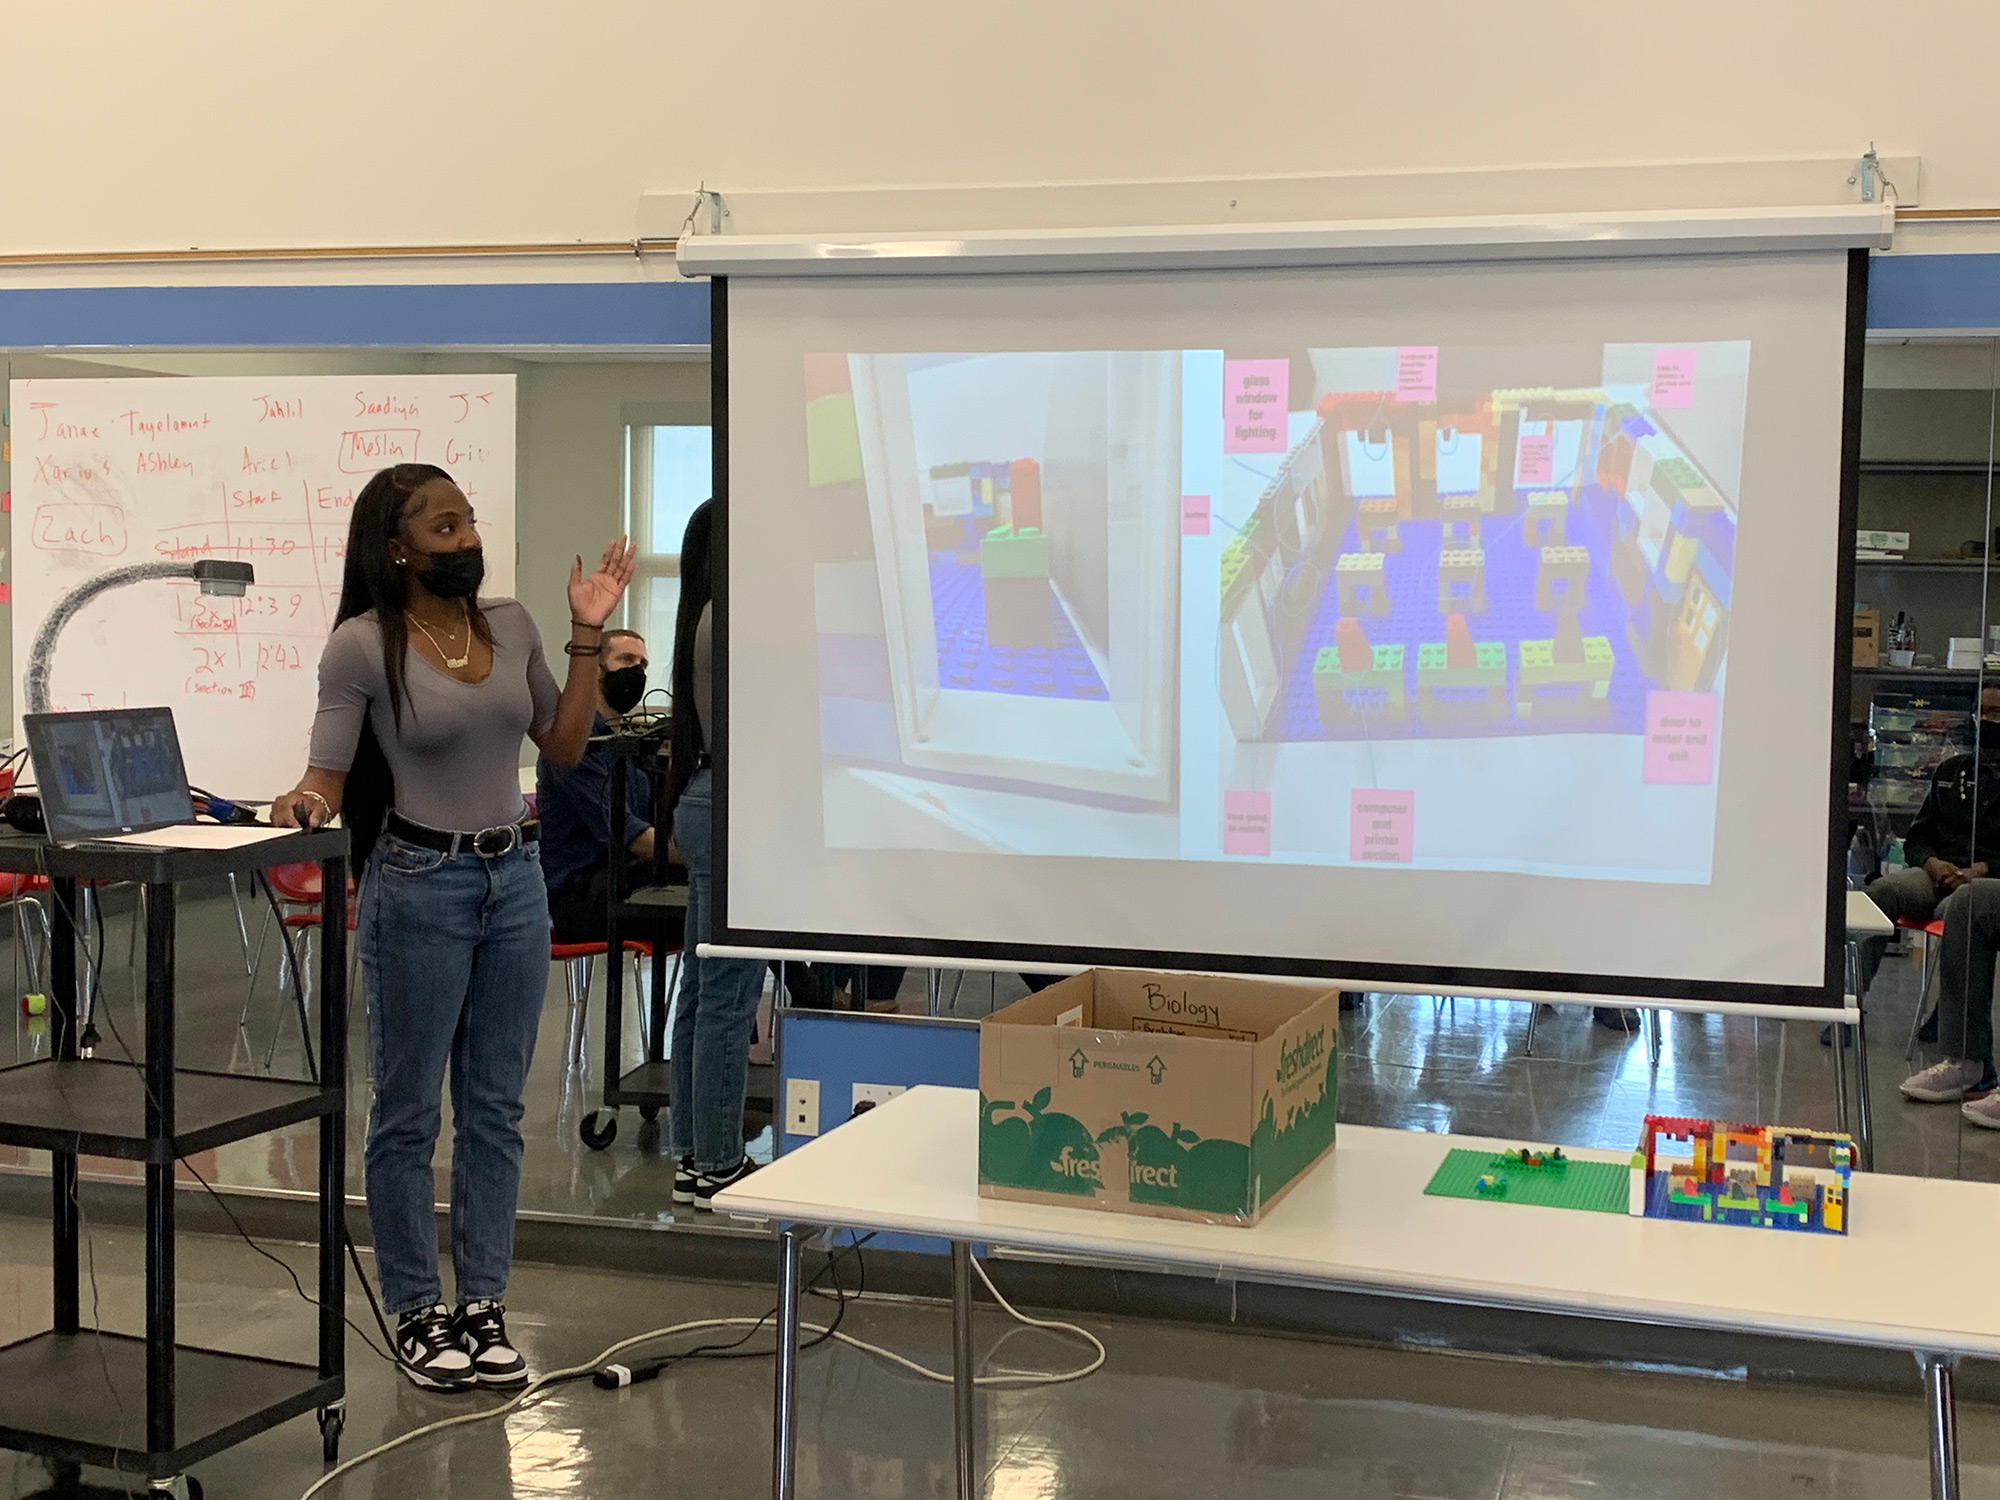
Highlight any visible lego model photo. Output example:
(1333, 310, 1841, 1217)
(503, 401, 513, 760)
(1199, 342, 1743, 882)
(808, 351, 1182, 856)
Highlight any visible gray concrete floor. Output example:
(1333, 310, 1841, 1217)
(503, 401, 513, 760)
(4, 891, 2000, 1497)
(3, 1214, 1998, 1500)
(4, 887, 1997, 1219)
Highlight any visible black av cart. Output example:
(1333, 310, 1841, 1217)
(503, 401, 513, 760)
(0, 828, 351, 1497)
(576, 730, 774, 1151)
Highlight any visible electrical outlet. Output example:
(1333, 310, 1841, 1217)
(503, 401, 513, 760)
(786, 1078, 820, 1138)
(851, 1082, 907, 1115)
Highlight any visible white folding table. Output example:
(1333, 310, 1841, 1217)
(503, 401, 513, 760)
(719, 1083, 2000, 1500)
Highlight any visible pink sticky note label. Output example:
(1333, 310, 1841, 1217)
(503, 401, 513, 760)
(1181, 494, 1210, 536)
(1643, 691, 1717, 784)
(1223, 359, 1288, 454)
(1350, 789, 1415, 863)
(1516, 432, 1554, 485)
(1223, 790, 1271, 856)
(1651, 348, 1697, 409)
(1394, 346, 1438, 404)
(1, 491, 10, 513)
(0, 584, 12, 605)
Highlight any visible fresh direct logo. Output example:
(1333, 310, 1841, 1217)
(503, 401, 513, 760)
(1131, 1161, 1179, 1188)
(1277, 1028, 1326, 1085)
(1052, 1146, 1101, 1181)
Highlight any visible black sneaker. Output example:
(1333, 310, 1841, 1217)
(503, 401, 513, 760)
(673, 1157, 699, 1205)
(396, 1303, 475, 1391)
(694, 1158, 757, 1211)
(455, 1299, 528, 1389)
(1592, 1006, 1640, 1034)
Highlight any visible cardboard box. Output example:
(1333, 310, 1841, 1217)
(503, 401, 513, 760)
(1853, 607, 1881, 668)
(978, 969, 1340, 1226)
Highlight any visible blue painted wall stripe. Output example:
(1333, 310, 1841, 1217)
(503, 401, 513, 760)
(0, 280, 708, 348)
(0, 255, 1993, 346)
(1868, 253, 2000, 332)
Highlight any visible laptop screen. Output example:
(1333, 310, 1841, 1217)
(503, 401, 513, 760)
(26, 708, 195, 843)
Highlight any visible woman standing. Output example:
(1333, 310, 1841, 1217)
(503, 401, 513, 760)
(660, 501, 768, 1208)
(277, 463, 632, 1391)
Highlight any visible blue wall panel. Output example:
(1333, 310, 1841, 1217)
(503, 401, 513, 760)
(775, 1010, 980, 1256)
(0, 280, 708, 348)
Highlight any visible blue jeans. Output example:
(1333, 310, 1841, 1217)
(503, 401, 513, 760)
(358, 831, 550, 1316)
(671, 768, 766, 1173)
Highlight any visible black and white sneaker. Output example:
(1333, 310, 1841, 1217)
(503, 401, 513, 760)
(396, 1303, 475, 1391)
(672, 1157, 699, 1205)
(694, 1158, 757, 1211)
(455, 1299, 529, 1389)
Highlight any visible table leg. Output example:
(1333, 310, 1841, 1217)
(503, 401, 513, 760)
(952, 1240, 976, 1500)
(1853, 1002, 1875, 1171)
(1831, 1015, 1850, 1135)
(1922, 1353, 1960, 1500)
(49, 877, 77, 1336)
(144, 881, 177, 1456)
(772, 1227, 802, 1500)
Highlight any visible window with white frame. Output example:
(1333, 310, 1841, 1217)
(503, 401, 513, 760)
(623, 422, 712, 665)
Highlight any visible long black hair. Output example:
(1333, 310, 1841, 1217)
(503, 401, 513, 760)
(662, 499, 713, 828)
(334, 464, 494, 859)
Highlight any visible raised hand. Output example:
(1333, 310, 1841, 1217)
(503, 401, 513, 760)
(569, 536, 637, 628)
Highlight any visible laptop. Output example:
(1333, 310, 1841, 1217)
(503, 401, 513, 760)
(23, 707, 293, 849)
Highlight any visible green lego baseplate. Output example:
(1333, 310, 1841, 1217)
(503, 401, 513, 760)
(1423, 1147, 1630, 1214)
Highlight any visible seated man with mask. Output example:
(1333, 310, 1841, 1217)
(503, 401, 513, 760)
(1872, 684, 2000, 1121)
(538, 628, 657, 944)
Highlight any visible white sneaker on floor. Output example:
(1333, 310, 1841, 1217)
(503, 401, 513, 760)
(455, 1299, 528, 1389)
(396, 1303, 476, 1391)
(1964, 1093, 2000, 1130)
(1901, 1057, 1990, 1103)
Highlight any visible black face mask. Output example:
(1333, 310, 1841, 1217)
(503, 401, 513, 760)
(602, 663, 647, 716)
(415, 547, 485, 601)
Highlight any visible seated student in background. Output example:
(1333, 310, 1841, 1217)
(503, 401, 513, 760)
(538, 629, 656, 944)
(1873, 684, 2000, 1121)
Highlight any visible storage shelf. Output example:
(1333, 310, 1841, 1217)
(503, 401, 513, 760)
(606, 1058, 775, 1110)
(620, 883, 689, 914)
(1854, 559, 1996, 574)
(0, 1059, 335, 1161)
(0, 1329, 332, 1477)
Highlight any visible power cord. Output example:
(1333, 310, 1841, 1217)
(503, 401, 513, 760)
(300, 1240, 1104, 1500)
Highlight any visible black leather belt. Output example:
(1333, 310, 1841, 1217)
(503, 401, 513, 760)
(386, 812, 539, 859)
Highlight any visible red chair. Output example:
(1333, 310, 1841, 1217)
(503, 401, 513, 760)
(243, 861, 356, 1072)
(1902, 915, 1949, 1061)
(2, 873, 52, 1050)
(552, 936, 655, 1072)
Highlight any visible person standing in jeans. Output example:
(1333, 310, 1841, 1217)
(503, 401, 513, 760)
(661, 501, 768, 1209)
(276, 463, 633, 1391)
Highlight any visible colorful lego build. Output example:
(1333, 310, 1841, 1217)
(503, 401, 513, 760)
(1630, 1117, 1851, 1235)
(1424, 1145, 1629, 1214)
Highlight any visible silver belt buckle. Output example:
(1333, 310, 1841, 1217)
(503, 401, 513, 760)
(471, 824, 518, 858)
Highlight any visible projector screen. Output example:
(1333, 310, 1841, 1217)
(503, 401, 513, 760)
(717, 249, 1860, 1005)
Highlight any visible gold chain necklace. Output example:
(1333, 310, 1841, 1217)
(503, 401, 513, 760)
(408, 601, 471, 670)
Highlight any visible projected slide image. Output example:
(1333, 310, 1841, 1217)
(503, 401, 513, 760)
(1194, 342, 1745, 881)
(807, 351, 1182, 857)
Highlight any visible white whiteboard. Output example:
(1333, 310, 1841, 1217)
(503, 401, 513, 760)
(9, 374, 517, 800)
